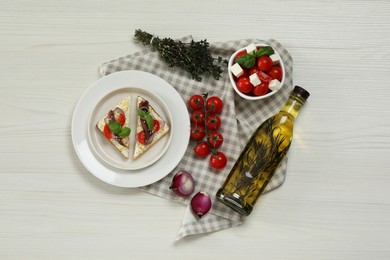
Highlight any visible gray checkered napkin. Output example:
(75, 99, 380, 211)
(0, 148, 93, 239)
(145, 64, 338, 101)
(99, 37, 293, 240)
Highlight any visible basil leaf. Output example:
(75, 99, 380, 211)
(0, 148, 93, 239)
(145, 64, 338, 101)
(255, 46, 274, 58)
(234, 53, 256, 69)
(108, 120, 121, 135)
(118, 127, 131, 137)
(138, 109, 147, 117)
(145, 114, 154, 131)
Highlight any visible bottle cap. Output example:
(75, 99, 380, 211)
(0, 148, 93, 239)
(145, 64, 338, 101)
(293, 86, 310, 100)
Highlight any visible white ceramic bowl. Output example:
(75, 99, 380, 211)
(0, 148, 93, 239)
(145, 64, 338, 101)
(228, 43, 285, 100)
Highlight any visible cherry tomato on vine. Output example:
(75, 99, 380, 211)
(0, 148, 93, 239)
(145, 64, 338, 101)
(188, 95, 204, 110)
(190, 125, 206, 141)
(194, 142, 211, 158)
(268, 66, 283, 81)
(206, 114, 221, 131)
(257, 56, 273, 72)
(191, 110, 205, 125)
(208, 132, 224, 148)
(210, 151, 227, 170)
(206, 96, 223, 114)
(236, 77, 253, 94)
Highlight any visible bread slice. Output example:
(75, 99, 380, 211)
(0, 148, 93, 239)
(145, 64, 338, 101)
(134, 96, 170, 159)
(96, 96, 131, 159)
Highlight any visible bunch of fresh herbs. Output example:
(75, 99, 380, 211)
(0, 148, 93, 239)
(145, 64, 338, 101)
(134, 29, 225, 81)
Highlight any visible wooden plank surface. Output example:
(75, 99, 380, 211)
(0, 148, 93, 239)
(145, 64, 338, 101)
(1, 0, 390, 259)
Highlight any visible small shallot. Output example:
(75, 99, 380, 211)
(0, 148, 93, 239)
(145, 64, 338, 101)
(190, 192, 212, 218)
(169, 171, 195, 197)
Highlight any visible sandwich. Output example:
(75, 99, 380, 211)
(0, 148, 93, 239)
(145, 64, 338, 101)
(96, 96, 131, 158)
(134, 96, 170, 159)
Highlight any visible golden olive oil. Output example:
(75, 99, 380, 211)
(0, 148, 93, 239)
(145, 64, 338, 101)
(216, 86, 310, 216)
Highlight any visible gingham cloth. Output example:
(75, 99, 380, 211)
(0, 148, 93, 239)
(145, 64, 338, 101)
(99, 37, 293, 240)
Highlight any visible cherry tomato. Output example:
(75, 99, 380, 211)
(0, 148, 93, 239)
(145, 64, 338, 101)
(257, 71, 272, 83)
(234, 50, 247, 60)
(257, 56, 273, 72)
(190, 125, 206, 141)
(188, 95, 204, 110)
(137, 131, 145, 144)
(137, 122, 160, 143)
(236, 77, 253, 94)
(152, 119, 160, 133)
(249, 66, 259, 75)
(206, 114, 221, 131)
(103, 124, 112, 140)
(253, 82, 269, 96)
(206, 96, 223, 114)
(191, 110, 205, 125)
(118, 114, 126, 126)
(268, 66, 283, 81)
(232, 64, 249, 79)
(237, 67, 249, 80)
(208, 132, 223, 148)
(194, 142, 211, 158)
(210, 151, 227, 170)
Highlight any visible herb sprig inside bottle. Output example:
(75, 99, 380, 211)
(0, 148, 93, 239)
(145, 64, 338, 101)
(134, 29, 225, 81)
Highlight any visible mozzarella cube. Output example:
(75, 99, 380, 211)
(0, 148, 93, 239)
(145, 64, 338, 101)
(230, 63, 244, 77)
(245, 43, 257, 54)
(269, 53, 281, 65)
(269, 79, 282, 91)
(249, 73, 261, 86)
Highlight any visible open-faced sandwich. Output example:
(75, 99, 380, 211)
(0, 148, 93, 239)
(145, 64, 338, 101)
(96, 96, 131, 159)
(134, 96, 170, 159)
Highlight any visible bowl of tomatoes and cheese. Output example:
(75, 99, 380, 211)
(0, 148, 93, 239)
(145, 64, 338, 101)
(228, 43, 285, 100)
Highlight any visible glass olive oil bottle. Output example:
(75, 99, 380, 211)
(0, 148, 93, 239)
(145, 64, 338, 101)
(216, 86, 310, 216)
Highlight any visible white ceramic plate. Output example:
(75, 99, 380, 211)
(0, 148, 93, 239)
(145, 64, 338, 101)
(71, 70, 190, 187)
(88, 87, 172, 170)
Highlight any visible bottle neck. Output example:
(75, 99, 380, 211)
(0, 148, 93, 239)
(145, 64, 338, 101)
(279, 92, 307, 119)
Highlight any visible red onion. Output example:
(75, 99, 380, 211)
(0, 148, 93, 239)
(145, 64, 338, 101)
(169, 171, 195, 197)
(190, 192, 212, 218)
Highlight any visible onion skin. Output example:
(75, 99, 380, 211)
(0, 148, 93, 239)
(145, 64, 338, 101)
(170, 171, 195, 197)
(191, 192, 212, 218)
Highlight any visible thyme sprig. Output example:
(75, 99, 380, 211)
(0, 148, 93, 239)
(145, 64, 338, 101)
(134, 29, 225, 81)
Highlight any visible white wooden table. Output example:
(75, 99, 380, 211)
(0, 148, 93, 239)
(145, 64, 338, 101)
(1, 1, 390, 259)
